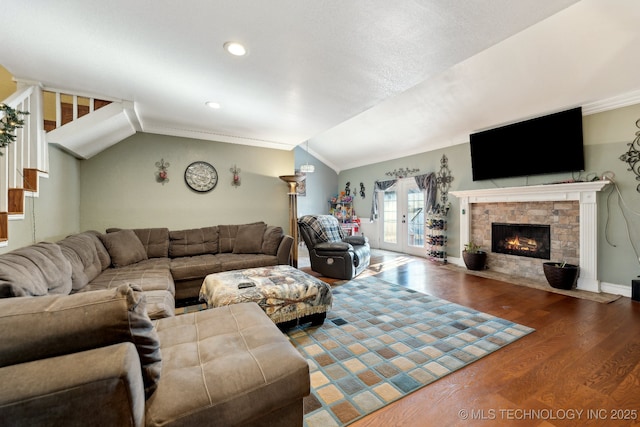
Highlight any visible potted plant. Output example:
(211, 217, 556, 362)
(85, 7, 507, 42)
(462, 241, 487, 271)
(542, 261, 579, 290)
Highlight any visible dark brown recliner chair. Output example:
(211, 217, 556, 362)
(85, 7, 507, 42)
(298, 215, 370, 280)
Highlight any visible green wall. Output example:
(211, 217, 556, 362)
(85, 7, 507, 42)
(0, 145, 81, 254)
(79, 133, 293, 232)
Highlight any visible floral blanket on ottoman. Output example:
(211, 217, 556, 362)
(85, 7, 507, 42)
(199, 265, 333, 324)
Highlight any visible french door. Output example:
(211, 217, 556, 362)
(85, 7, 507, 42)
(379, 178, 425, 256)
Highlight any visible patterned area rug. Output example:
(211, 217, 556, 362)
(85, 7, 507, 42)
(288, 276, 535, 427)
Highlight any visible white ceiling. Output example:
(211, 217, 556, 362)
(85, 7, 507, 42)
(2, 0, 640, 172)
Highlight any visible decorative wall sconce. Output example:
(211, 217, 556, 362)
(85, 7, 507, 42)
(230, 165, 241, 187)
(619, 118, 640, 192)
(155, 158, 169, 184)
(385, 167, 420, 179)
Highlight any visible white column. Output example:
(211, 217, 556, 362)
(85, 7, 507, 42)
(457, 196, 470, 258)
(577, 190, 600, 292)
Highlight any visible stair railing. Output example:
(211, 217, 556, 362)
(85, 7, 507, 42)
(42, 87, 112, 131)
(0, 84, 45, 243)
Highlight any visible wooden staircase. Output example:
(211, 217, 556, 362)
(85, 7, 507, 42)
(0, 83, 117, 247)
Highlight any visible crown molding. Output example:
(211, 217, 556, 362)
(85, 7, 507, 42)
(582, 89, 640, 116)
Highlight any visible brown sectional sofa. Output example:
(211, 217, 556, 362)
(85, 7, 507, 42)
(0, 223, 308, 426)
(0, 221, 294, 316)
(0, 285, 309, 426)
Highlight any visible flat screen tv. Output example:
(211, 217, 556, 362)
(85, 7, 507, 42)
(469, 107, 585, 181)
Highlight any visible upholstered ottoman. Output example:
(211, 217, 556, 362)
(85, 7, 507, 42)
(199, 265, 332, 328)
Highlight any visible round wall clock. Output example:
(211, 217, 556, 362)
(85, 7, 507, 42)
(184, 161, 218, 192)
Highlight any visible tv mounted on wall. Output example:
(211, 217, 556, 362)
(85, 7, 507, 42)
(469, 107, 585, 181)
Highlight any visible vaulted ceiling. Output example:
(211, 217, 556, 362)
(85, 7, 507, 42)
(2, 0, 639, 171)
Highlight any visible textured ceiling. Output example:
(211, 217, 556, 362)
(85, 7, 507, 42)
(1, 0, 639, 171)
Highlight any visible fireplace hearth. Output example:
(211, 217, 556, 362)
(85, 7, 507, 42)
(492, 223, 550, 260)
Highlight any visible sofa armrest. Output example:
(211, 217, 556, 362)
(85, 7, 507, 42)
(0, 342, 145, 427)
(276, 235, 294, 264)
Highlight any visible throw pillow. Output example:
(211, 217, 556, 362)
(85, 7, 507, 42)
(261, 226, 284, 255)
(107, 228, 170, 259)
(233, 223, 267, 254)
(0, 284, 162, 397)
(99, 230, 148, 268)
(219, 222, 265, 253)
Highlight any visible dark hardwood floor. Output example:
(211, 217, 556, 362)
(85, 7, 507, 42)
(299, 249, 640, 427)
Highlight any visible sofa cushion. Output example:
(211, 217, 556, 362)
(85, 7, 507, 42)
(146, 302, 309, 426)
(219, 222, 265, 253)
(0, 284, 162, 397)
(214, 253, 278, 272)
(79, 267, 175, 295)
(108, 228, 171, 259)
(99, 229, 148, 268)
(0, 342, 146, 427)
(169, 226, 218, 258)
(261, 225, 284, 256)
(134, 228, 170, 258)
(58, 232, 105, 290)
(0, 242, 72, 297)
(170, 254, 221, 281)
(218, 224, 239, 253)
(233, 222, 267, 254)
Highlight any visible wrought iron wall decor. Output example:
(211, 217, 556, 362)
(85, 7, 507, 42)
(359, 182, 365, 198)
(433, 154, 454, 215)
(385, 167, 420, 178)
(155, 158, 169, 184)
(619, 118, 640, 192)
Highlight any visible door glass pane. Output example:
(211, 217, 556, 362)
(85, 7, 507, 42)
(407, 188, 424, 247)
(383, 191, 397, 244)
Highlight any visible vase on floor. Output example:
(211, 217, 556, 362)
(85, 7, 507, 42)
(543, 262, 579, 290)
(462, 250, 487, 271)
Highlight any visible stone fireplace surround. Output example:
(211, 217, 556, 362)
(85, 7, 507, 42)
(451, 181, 610, 293)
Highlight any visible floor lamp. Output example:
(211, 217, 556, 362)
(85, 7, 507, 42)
(279, 174, 306, 268)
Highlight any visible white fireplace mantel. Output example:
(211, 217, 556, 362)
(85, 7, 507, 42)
(450, 181, 610, 293)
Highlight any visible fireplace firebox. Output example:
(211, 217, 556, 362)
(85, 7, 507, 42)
(491, 223, 551, 260)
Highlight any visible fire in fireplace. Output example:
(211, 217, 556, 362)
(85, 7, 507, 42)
(491, 223, 551, 260)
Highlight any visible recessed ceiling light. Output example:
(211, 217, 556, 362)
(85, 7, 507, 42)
(223, 41, 247, 56)
(205, 101, 221, 109)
